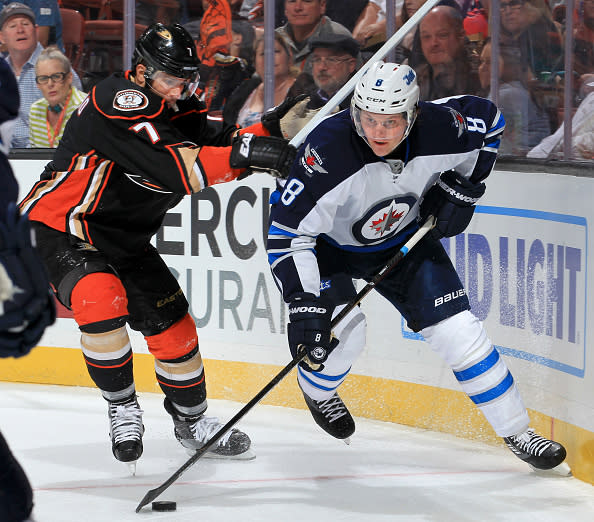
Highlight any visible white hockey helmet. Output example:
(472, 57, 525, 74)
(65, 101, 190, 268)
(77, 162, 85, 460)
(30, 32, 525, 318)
(351, 61, 420, 149)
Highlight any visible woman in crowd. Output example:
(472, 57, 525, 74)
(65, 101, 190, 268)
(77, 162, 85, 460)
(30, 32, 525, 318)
(29, 46, 86, 148)
(224, 33, 298, 127)
(478, 38, 551, 155)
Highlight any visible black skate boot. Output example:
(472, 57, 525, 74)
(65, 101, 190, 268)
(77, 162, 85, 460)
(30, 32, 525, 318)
(107, 395, 144, 473)
(504, 428, 567, 471)
(302, 390, 355, 441)
(163, 398, 254, 460)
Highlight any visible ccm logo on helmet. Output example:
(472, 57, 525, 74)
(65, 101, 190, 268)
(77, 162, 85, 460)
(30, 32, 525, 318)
(367, 97, 386, 103)
(289, 306, 328, 314)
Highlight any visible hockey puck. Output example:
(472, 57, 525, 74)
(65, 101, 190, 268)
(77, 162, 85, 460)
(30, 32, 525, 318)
(152, 501, 177, 512)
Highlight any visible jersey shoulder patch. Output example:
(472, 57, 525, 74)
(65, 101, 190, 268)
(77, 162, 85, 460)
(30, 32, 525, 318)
(113, 89, 148, 111)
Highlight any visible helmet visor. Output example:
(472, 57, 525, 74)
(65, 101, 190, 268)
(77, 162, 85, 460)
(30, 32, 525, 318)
(352, 107, 412, 142)
(149, 69, 200, 100)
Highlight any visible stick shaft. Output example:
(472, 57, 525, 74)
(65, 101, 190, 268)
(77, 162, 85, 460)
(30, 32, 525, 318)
(289, 0, 441, 148)
(135, 216, 434, 512)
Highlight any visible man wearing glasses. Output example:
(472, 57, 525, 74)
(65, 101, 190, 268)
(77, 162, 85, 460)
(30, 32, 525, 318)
(499, 0, 563, 79)
(0, 2, 81, 147)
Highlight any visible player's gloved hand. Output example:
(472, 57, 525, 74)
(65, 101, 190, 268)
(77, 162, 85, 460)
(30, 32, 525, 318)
(230, 133, 297, 179)
(0, 203, 56, 358)
(261, 94, 309, 139)
(420, 170, 486, 239)
(288, 295, 339, 371)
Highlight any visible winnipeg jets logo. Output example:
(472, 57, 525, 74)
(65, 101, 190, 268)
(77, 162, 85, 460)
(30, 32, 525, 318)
(352, 195, 416, 244)
(300, 143, 327, 175)
(370, 204, 405, 235)
(448, 108, 467, 138)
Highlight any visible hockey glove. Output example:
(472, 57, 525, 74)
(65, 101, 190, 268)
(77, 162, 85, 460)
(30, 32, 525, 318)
(288, 295, 339, 371)
(230, 133, 297, 179)
(261, 94, 309, 139)
(420, 170, 486, 239)
(0, 203, 56, 358)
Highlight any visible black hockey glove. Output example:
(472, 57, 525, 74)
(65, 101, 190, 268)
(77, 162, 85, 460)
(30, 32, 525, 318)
(288, 295, 339, 371)
(0, 203, 56, 358)
(420, 170, 486, 239)
(230, 133, 297, 179)
(261, 94, 309, 138)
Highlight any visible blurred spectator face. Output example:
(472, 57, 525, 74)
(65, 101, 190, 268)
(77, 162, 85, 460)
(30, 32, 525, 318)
(255, 38, 291, 79)
(500, 0, 530, 35)
(311, 47, 356, 95)
(478, 42, 503, 90)
(405, 0, 427, 18)
(285, 0, 326, 28)
(35, 58, 72, 107)
(0, 14, 36, 55)
(419, 8, 465, 67)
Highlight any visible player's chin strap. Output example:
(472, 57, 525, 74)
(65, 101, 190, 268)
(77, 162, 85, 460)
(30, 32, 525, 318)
(135, 215, 436, 513)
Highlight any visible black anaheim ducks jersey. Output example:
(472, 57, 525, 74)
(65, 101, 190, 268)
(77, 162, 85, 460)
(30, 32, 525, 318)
(20, 72, 241, 257)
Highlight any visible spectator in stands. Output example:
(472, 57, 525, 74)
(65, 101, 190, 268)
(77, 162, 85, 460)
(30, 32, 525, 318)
(413, 5, 481, 100)
(224, 32, 298, 126)
(288, 32, 360, 107)
(499, 0, 563, 80)
(325, 0, 369, 33)
(527, 75, 594, 160)
(276, 0, 352, 74)
(573, 0, 594, 91)
(230, 18, 256, 70)
(478, 38, 551, 155)
(0, 0, 63, 49)
(0, 1, 81, 147)
(29, 46, 86, 148)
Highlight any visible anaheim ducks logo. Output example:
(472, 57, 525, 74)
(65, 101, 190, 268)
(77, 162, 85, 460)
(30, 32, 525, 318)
(113, 89, 148, 111)
(352, 195, 416, 244)
(157, 28, 172, 40)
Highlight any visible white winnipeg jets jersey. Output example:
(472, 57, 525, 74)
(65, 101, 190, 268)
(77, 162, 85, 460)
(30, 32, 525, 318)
(268, 95, 505, 301)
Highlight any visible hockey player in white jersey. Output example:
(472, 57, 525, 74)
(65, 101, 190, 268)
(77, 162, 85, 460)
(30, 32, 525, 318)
(267, 61, 567, 472)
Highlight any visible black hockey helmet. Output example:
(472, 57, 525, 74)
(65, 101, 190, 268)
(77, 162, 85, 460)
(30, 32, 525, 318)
(133, 23, 200, 97)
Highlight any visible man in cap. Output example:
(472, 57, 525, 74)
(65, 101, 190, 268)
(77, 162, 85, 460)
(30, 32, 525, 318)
(0, 2, 80, 147)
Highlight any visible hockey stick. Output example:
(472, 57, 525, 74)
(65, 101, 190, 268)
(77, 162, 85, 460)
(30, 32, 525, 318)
(135, 215, 435, 512)
(289, 0, 441, 148)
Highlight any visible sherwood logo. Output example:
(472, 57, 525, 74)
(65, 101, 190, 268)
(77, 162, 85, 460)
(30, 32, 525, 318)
(289, 306, 327, 314)
(434, 289, 466, 307)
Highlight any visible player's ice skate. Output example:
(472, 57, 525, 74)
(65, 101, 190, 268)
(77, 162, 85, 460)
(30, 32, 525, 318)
(164, 399, 254, 460)
(504, 428, 571, 476)
(107, 396, 144, 475)
(302, 390, 355, 443)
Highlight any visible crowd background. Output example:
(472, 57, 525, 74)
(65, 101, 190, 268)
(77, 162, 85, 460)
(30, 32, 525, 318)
(1, 0, 592, 160)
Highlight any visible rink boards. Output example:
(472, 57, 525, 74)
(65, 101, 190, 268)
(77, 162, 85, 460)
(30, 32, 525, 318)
(4, 158, 594, 486)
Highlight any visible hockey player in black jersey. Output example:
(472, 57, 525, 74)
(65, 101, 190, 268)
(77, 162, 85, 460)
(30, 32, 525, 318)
(267, 61, 568, 472)
(19, 23, 298, 471)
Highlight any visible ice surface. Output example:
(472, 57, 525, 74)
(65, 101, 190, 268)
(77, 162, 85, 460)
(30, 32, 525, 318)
(1, 382, 593, 522)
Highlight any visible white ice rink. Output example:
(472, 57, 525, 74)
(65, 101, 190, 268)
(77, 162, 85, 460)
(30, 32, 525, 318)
(2, 382, 594, 522)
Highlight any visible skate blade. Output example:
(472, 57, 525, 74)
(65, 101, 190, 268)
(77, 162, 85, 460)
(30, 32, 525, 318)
(184, 447, 257, 461)
(529, 461, 572, 477)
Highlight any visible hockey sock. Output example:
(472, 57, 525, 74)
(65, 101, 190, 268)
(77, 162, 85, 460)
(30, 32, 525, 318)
(81, 326, 135, 396)
(155, 345, 208, 413)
